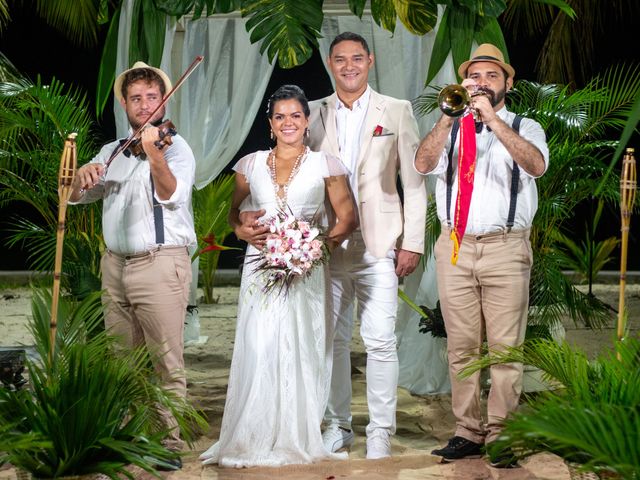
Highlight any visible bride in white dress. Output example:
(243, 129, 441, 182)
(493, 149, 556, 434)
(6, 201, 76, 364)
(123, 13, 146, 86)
(200, 85, 357, 468)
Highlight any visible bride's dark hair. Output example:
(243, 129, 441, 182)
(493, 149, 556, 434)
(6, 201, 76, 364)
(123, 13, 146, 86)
(266, 84, 310, 118)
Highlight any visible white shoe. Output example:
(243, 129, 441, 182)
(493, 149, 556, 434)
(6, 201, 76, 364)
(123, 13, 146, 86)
(322, 425, 354, 453)
(366, 429, 391, 459)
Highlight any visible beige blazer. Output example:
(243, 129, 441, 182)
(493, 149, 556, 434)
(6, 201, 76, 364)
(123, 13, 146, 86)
(307, 89, 426, 258)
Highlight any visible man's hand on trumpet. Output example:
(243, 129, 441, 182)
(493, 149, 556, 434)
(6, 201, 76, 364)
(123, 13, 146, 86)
(462, 79, 496, 125)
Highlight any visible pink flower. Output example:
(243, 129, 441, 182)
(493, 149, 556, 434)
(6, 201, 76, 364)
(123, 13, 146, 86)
(373, 125, 383, 136)
(249, 208, 330, 296)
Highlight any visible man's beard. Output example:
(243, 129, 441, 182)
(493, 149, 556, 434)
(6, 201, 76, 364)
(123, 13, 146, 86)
(485, 84, 506, 107)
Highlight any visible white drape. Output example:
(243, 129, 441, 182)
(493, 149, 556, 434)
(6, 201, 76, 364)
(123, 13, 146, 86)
(318, 12, 456, 394)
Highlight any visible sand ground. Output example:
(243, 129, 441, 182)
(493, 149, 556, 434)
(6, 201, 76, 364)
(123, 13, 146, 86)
(0, 281, 638, 480)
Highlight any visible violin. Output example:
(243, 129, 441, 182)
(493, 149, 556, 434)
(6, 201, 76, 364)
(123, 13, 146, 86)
(126, 119, 177, 158)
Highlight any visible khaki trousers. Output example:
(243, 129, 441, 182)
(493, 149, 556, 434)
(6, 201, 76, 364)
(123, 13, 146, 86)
(435, 229, 532, 444)
(101, 245, 191, 450)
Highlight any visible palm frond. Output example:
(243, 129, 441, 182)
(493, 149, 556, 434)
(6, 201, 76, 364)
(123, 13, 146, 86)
(502, 0, 557, 39)
(492, 401, 640, 478)
(33, 0, 101, 47)
(581, 63, 640, 139)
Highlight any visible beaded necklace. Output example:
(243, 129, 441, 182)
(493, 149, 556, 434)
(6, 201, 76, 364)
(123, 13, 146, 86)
(268, 145, 308, 210)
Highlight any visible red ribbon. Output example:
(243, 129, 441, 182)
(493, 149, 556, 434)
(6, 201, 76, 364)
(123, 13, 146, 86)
(450, 113, 477, 265)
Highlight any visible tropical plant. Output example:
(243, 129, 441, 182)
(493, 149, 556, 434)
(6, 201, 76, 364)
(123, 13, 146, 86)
(191, 172, 240, 303)
(460, 337, 640, 479)
(0, 53, 105, 298)
(414, 63, 640, 332)
(0, 287, 208, 478)
(552, 198, 619, 291)
(398, 288, 447, 339)
(501, 0, 636, 86)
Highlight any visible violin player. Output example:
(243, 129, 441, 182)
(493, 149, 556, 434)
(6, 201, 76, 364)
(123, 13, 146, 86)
(69, 61, 195, 471)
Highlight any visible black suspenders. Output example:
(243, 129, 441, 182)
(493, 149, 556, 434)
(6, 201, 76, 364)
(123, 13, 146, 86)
(446, 115, 523, 231)
(109, 143, 165, 244)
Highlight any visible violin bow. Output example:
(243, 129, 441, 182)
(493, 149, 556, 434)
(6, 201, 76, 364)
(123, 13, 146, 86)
(617, 147, 636, 353)
(50, 133, 78, 363)
(105, 55, 204, 168)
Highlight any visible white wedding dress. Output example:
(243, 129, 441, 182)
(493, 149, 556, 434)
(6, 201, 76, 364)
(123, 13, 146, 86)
(200, 149, 349, 468)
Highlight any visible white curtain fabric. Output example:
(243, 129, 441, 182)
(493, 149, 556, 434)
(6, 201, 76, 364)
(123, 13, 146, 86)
(115, 4, 275, 189)
(318, 12, 456, 394)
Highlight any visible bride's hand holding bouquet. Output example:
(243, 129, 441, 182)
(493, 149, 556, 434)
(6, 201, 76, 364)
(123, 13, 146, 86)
(249, 208, 330, 296)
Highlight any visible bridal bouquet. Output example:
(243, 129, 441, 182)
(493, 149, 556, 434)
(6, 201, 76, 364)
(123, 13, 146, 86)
(249, 209, 329, 296)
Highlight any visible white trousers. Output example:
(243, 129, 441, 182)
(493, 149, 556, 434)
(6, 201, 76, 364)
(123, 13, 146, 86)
(325, 231, 399, 436)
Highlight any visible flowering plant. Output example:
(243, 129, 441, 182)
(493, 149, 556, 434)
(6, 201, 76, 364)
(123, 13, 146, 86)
(248, 208, 329, 296)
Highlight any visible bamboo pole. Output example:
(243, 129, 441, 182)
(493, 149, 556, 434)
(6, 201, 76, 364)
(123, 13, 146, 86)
(617, 147, 636, 349)
(50, 133, 78, 362)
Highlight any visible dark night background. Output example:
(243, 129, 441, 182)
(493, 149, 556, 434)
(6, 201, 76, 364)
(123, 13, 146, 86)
(0, 4, 638, 272)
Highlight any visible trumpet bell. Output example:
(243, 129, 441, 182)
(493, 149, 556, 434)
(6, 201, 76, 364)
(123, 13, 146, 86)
(438, 84, 471, 117)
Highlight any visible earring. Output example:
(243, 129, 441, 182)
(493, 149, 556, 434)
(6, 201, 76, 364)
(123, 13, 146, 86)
(270, 129, 275, 141)
(305, 127, 310, 138)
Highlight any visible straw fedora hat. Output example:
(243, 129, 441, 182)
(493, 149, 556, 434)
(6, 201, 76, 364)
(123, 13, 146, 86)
(458, 43, 515, 79)
(113, 61, 172, 103)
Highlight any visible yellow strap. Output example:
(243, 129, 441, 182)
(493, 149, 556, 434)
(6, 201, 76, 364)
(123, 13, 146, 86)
(450, 229, 460, 265)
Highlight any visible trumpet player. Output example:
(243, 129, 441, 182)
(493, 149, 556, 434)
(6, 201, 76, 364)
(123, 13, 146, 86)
(414, 44, 549, 467)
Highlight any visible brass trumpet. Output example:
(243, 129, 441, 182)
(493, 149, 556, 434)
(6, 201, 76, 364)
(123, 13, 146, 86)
(437, 84, 490, 119)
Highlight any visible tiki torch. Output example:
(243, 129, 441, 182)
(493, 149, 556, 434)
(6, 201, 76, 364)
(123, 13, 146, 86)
(50, 133, 78, 362)
(617, 147, 636, 345)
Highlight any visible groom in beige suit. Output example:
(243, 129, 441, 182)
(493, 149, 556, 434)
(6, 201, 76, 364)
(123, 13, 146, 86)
(307, 32, 426, 459)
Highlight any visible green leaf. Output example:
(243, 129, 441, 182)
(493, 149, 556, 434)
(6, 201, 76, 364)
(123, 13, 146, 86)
(129, 0, 146, 63)
(241, 0, 323, 68)
(533, 0, 576, 19)
(448, 7, 475, 82)
(348, 0, 366, 18)
(154, 0, 241, 18)
(97, 0, 110, 25)
(456, 0, 507, 16)
(424, 6, 452, 85)
(371, 0, 398, 34)
(96, 6, 120, 117)
(473, 16, 508, 58)
(394, 0, 438, 35)
(478, 0, 506, 17)
(142, 0, 167, 66)
(154, 0, 196, 17)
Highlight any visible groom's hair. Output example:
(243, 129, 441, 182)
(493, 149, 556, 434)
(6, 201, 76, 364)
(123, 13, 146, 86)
(329, 32, 370, 56)
(266, 85, 310, 118)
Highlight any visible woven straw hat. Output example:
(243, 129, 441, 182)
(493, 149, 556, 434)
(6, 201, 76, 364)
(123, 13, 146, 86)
(458, 43, 515, 79)
(113, 61, 172, 103)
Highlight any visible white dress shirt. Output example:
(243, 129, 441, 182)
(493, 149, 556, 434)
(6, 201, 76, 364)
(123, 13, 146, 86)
(71, 134, 196, 254)
(335, 86, 371, 204)
(420, 107, 549, 234)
